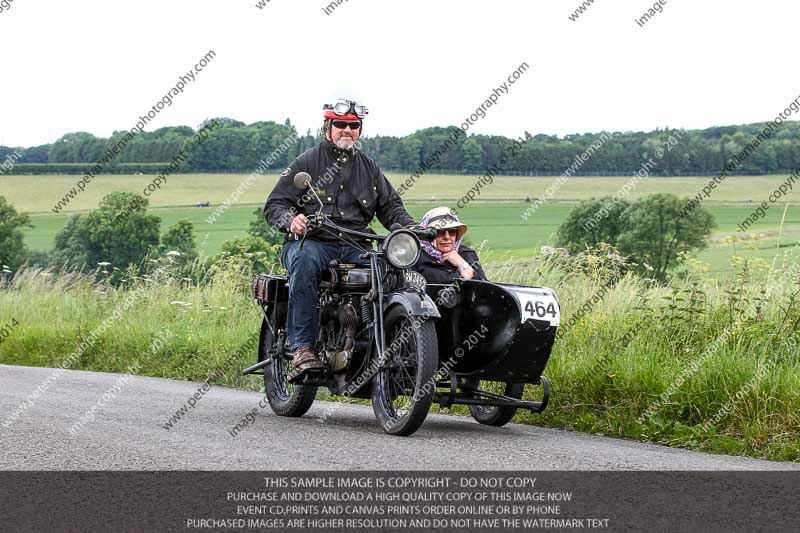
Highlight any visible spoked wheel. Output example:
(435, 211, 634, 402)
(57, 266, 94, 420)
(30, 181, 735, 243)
(371, 306, 438, 436)
(261, 319, 317, 417)
(465, 380, 524, 427)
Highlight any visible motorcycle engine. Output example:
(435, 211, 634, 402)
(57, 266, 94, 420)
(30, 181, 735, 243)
(320, 296, 360, 373)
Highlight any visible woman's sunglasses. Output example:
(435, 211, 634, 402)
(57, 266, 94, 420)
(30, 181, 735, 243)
(435, 228, 459, 237)
(332, 120, 361, 130)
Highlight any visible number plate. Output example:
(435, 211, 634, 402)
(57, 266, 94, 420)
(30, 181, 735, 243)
(506, 286, 560, 326)
(403, 270, 427, 291)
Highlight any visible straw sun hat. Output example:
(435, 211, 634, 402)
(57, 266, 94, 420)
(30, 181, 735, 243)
(422, 207, 468, 240)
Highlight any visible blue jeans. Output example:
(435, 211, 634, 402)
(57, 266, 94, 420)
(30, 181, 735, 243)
(281, 239, 366, 348)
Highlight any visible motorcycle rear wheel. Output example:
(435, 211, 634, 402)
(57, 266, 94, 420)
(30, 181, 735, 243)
(261, 319, 318, 417)
(371, 305, 438, 436)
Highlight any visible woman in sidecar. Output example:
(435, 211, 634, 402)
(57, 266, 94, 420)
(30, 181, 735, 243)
(413, 207, 556, 427)
(413, 207, 486, 283)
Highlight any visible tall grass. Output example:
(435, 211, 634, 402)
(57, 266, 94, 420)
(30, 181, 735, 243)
(1, 245, 798, 461)
(0, 259, 262, 393)
(480, 242, 800, 461)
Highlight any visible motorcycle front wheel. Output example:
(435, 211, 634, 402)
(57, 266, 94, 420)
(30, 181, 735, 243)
(371, 305, 438, 436)
(261, 319, 318, 417)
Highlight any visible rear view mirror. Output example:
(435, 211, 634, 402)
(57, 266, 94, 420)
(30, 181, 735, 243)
(293, 171, 312, 190)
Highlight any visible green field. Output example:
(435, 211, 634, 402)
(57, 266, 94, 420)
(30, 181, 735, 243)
(7, 172, 800, 274)
(6, 173, 797, 212)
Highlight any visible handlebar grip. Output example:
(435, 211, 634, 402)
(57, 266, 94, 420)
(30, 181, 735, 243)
(398, 224, 436, 241)
(414, 227, 437, 241)
(304, 214, 321, 231)
(394, 223, 435, 240)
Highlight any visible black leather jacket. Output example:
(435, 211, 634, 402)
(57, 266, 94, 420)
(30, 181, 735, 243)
(414, 245, 487, 284)
(263, 141, 414, 243)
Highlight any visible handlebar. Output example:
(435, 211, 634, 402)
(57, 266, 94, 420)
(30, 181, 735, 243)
(306, 214, 384, 242)
(304, 214, 435, 243)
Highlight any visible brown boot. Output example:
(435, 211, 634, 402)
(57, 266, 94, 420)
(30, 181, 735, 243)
(292, 346, 324, 369)
(286, 346, 326, 383)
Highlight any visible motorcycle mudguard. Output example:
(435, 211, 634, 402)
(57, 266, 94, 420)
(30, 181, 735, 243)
(383, 290, 441, 318)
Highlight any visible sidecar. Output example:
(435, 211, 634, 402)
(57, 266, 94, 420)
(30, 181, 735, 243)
(427, 279, 559, 426)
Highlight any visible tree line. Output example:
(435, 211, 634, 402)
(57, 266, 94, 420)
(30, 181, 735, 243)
(3, 118, 800, 175)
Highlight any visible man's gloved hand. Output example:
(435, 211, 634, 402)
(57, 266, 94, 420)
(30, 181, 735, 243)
(407, 224, 437, 241)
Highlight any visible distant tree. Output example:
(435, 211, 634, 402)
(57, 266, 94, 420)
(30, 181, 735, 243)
(617, 193, 715, 280)
(18, 144, 50, 163)
(0, 196, 31, 270)
(47, 132, 106, 163)
(461, 137, 484, 172)
(51, 192, 160, 270)
(50, 214, 90, 266)
(556, 194, 714, 280)
(248, 208, 284, 245)
(207, 117, 246, 128)
(0, 147, 14, 161)
(161, 219, 197, 257)
(555, 197, 631, 254)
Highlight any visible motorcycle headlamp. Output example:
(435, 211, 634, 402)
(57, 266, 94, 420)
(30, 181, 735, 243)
(382, 230, 420, 270)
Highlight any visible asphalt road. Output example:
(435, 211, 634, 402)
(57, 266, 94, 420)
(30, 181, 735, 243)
(1, 364, 797, 471)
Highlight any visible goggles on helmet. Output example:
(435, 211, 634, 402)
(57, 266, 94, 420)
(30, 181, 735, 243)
(323, 99, 368, 120)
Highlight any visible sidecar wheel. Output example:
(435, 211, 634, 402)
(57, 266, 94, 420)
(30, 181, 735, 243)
(467, 381, 524, 427)
(261, 321, 317, 417)
(371, 306, 438, 436)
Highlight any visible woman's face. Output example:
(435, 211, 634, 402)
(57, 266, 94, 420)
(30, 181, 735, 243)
(432, 228, 458, 253)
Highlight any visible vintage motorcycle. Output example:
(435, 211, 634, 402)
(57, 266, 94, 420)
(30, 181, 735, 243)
(243, 173, 559, 436)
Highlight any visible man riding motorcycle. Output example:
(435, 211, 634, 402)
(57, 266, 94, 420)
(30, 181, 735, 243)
(263, 99, 415, 381)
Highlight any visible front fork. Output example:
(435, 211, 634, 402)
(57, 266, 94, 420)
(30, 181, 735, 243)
(367, 253, 386, 362)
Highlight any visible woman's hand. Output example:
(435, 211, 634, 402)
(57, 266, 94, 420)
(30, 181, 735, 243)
(443, 251, 475, 279)
(442, 250, 464, 267)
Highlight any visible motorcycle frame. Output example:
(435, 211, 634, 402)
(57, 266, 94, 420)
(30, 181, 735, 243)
(244, 217, 440, 398)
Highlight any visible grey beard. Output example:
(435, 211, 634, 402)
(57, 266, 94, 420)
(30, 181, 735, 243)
(335, 137, 356, 152)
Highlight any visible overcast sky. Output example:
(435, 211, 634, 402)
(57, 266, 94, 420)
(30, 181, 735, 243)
(1, 0, 797, 147)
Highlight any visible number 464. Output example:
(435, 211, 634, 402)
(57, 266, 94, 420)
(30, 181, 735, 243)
(524, 300, 557, 318)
